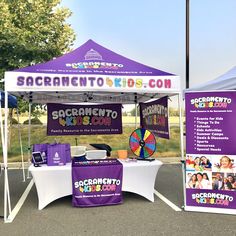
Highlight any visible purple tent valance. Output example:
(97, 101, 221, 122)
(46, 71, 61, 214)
(5, 40, 181, 101)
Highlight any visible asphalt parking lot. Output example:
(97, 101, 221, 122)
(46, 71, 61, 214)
(1, 164, 236, 236)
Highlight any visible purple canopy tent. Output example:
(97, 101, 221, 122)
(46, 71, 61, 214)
(3, 39, 184, 222)
(5, 39, 180, 103)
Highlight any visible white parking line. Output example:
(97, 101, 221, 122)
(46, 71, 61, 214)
(154, 189, 182, 212)
(6, 179, 34, 223)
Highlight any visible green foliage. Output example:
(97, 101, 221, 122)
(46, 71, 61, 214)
(12, 118, 18, 124)
(0, 125, 181, 162)
(3, 117, 18, 124)
(0, 0, 76, 114)
(130, 106, 140, 116)
(23, 117, 42, 125)
(169, 107, 179, 116)
(122, 111, 128, 116)
(17, 97, 46, 118)
(0, 0, 75, 73)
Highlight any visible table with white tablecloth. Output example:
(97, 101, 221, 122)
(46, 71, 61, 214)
(29, 159, 163, 210)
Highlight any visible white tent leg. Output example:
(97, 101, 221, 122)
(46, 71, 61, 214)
(0, 107, 5, 151)
(27, 102, 32, 179)
(0, 102, 8, 221)
(178, 92, 186, 209)
(178, 93, 184, 160)
(16, 108, 25, 182)
(0, 103, 6, 220)
(6, 170, 11, 216)
(4, 91, 11, 222)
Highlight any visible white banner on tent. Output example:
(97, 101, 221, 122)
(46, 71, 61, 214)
(5, 72, 180, 93)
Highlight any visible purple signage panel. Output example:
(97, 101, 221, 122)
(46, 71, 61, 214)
(186, 92, 236, 155)
(186, 189, 236, 209)
(72, 159, 123, 207)
(140, 96, 169, 139)
(185, 91, 236, 212)
(47, 103, 122, 135)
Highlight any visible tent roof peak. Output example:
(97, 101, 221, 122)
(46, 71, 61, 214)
(14, 39, 175, 77)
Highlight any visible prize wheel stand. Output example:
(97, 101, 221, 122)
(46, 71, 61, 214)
(129, 128, 156, 158)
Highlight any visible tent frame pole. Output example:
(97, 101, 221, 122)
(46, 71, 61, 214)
(0, 100, 6, 219)
(135, 104, 138, 128)
(0, 101, 5, 156)
(134, 93, 138, 128)
(16, 108, 25, 182)
(178, 92, 186, 209)
(27, 102, 32, 179)
(4, 91, 12, 222)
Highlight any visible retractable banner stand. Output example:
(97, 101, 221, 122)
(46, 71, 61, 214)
(185, 91, 236, 214)
(140, 96, 169, 139)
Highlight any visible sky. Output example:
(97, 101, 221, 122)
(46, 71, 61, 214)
(60, 0, 236, 91)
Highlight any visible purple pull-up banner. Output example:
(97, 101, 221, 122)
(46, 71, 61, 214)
(47, 103, 122, 135)
(185, 91, 236, 214)
(140, 96, 169, 139)
(72, 159, 123, 207)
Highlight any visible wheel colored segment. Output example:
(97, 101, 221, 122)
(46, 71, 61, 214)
(129, 128, 156, 158)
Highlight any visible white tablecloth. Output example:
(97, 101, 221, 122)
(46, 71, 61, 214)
(29, 159, 163, 210)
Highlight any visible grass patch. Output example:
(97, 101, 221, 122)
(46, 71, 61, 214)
(0, 125, 182, 162)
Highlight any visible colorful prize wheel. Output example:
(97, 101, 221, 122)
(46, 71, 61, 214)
(129, 128, 156, 158)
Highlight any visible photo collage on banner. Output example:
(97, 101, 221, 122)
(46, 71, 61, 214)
(185, 92, 236, 212)
(186, 154, 236, 191)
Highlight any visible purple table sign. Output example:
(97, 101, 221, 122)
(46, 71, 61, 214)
(72, 159, 123, 207)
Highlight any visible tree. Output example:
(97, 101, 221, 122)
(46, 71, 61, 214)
(169, 107, 179, 116)
(16, 97, 46, 119)
(0, 0, 76, 117)
(130, 106, 140, 116)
